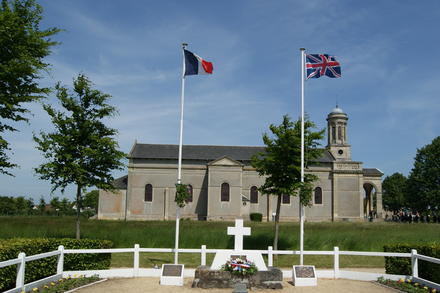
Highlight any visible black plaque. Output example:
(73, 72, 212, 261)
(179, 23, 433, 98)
(162, 264, 183, 277)
(295, 266, 315, 278)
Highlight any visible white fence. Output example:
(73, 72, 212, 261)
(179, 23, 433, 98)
(1, 245, 439, 293)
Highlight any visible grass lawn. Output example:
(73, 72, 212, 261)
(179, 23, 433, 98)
(1, 216, 439, 268)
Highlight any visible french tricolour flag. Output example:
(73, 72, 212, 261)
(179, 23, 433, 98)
(184, 49, 213, 76)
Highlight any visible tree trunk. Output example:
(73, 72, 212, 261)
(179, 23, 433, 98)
(266, 194, 270, 222)
(273, 194, 282, 251)
(76, 185, 82, 239)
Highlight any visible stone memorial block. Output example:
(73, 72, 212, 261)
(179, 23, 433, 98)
(160, 264, 184, 286)
(292, 265, 317, 286)
(210, 219, 267, 271)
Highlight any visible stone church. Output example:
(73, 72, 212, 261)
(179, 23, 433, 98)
(98, 107, 383, 222)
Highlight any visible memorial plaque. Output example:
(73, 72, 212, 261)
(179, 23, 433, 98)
(160, 264, 184, 286)
(294, 266, 315, 278)
(230, 255, 247, 261)
(162, 264, 183, 277)
(292, 265, 317, 286)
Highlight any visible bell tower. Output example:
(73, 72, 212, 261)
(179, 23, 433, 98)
(326, 106, 351, 161)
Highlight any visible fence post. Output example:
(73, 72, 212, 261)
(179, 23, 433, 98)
(333, 247, 339, 279)
(16, 252, 26, 291)
(411, 249, 418, 279)
(57, 245, 64, 275)
(201, 245, 206, 266)
(134, 244, 140, 277)
(268, 246, 273, 267)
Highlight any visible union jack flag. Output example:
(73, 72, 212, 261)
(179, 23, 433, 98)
(306, 54, 341, 79)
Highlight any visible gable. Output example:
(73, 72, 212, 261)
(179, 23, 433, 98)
(208, 156, 243, 166)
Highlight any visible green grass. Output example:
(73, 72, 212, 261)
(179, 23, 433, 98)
(1, 216, 439, 268)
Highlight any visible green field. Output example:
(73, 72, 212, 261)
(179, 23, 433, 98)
(1, 216, 439, 268)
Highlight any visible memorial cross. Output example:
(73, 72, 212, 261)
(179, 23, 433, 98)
(227, 219, 251, 251)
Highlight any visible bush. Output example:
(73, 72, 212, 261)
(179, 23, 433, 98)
(0, 238, 112, 291)
(250, 213, 263, 222)
(384, 243, 440, 284)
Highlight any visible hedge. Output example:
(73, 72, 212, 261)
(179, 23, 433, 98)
(384, 243, 440, 284)
(0, 238, 113, 291)
(250, 213, 263, 222)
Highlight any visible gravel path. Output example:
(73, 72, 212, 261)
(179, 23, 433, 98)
(74, 278, 396, 293)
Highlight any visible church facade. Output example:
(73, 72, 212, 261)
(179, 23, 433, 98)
(98, 107, 383, 222)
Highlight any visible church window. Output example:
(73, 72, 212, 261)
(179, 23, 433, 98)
(186, 184, 193, 203)
(221, 183, 230, 202)
(144, 184, 153, 202)
(250, 186, 258, 204)
(282, 194, 290, 204)
(338, 126, 342, 140)
(314, 187, 322, 205)
(331, 126, 336, 143)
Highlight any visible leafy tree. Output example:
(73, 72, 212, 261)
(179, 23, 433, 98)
(0, 196, 16, 215)
(407, 136, 440, 213)
(83, 190, 99, 213)
(38, 196, 45, 214)
(0, 0, 60, 175)
(50, 196, 60, 215)
(34, 74, 125, 239)
(382, 173, 407, 213)
(251, 115, 324, 250)
(59, 197, 74, 215)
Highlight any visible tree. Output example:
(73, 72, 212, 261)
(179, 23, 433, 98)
(382, 173, 407, 213)
(34, 74, 125, 239)
(0, 0, 60, 175)
(251, 115, 324, 250)
(38, 197, 46, 214)
(83, 190, 99, 213)
(407, 136, 440, 213)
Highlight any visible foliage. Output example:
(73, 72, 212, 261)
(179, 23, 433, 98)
(83, 190, 99, 213)
(0, 238, 112, 291)
(32, 275, 100, 293)
(222, 257, 258, 277)
(0, 196, 34, 215)
(407, 136, 440, 213)
(0, 0, 60, 175)
(384, 243, 440, 283)
(250, 213, 263, 222)
(251, 115, 324, 249)
(382, 173, 408, 212)
(33, 74, 126, 238)
(377, 277, 437, 293)
(175, 183, 190, 208)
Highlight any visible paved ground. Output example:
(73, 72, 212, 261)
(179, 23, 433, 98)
(75, 278, 396, 293)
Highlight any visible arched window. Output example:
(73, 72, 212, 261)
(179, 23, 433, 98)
(314, 187, 322, 205)
(145, 184, 153, 202)
(221, 183, 230, 202)
(250, 186, 258, 204)
(282, 194, 290, 204)
(186, 184, 193, 203)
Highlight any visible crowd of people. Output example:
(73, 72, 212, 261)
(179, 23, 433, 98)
(385, 211, 440, 223)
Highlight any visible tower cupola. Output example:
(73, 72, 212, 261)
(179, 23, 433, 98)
(326, 106, 351, 160)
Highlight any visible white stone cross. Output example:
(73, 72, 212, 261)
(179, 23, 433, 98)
(227, 219, 251, 251)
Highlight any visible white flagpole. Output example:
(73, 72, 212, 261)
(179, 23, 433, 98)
(174, 43, 187, 264)
(299, 48, 305, 266)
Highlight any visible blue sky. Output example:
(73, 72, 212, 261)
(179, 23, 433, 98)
(2, 0, 440, 201)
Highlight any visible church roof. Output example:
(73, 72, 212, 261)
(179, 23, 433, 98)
(112, 175, 128, 189)
(129, 143, 335, 163)
(362, 168, 383, 177)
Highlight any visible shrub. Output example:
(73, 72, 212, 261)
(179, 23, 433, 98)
(0, 238, 112, 291)
(384, 243, 440, 284)
(250, 213, 263, 222)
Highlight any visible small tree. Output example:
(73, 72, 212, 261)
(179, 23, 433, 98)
(0, 0, 60, 175)
(251, 115, 324, 250)
(407, 136, 440, 213)
(83, 190, 99, 213)
(382, 172, 407, 213)
(34, 74, 125, 239)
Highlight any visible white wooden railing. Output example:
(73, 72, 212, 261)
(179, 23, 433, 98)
(1, 245, 439, 293)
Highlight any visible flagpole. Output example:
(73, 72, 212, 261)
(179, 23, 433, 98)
(299, 48, 305, 266)
(175, 42, 187, 264)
